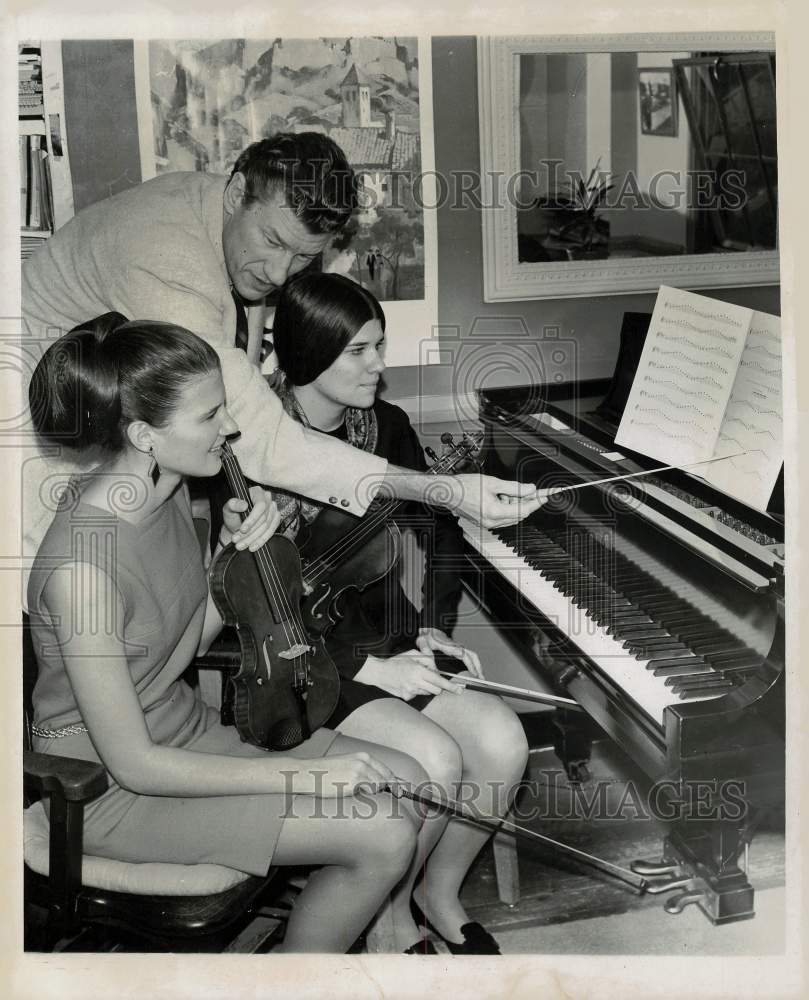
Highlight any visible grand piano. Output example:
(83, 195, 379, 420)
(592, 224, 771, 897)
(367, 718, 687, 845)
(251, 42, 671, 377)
(459, 317, 785, 925)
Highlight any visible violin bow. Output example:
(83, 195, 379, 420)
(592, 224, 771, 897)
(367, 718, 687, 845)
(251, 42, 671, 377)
(437, 671, 584, 711)
(389, 780, 648, 894)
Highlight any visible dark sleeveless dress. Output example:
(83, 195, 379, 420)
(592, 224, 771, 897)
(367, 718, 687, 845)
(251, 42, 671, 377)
(315, 399, 467, 726)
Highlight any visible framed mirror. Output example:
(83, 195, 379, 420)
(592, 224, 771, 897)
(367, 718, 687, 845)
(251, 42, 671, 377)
(477, 33, 778, 301)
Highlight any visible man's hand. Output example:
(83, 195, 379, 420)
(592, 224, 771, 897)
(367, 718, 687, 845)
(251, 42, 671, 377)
(446, 474, 549, 529)
(378, 465, 552, 529)
(416, 627, 484, 679)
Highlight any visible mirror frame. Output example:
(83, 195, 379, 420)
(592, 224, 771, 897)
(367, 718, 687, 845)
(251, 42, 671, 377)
(477, 32, 778, 301)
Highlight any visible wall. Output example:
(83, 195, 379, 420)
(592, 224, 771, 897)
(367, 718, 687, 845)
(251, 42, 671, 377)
(62, 41, 142, 212)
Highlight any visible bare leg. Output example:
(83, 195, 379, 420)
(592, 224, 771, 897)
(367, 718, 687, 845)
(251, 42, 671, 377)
(414, 690, 529, 943)
(336, 699, 462, 950)
(272, 735, 425, 953)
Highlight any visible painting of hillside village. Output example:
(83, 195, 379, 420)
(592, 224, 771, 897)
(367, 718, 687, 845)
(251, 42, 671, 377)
(148, 37, 424, 301)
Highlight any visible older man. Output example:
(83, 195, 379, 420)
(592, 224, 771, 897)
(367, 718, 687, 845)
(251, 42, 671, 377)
(22, 132, 541, 571)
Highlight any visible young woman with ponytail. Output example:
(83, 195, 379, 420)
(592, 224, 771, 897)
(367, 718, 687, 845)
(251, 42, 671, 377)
(26, 312, 430, 954)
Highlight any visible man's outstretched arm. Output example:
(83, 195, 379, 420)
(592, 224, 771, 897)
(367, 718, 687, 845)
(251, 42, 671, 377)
(369, 466, 547, 529)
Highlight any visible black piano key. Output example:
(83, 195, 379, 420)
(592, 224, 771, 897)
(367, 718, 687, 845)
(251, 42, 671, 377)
(641, 605, 688, 628)
(672, 626, 723, 643)
(619, 629, 672, 644)
(708, 654, 764, 670)
(677, 686, 736, 700)
(633, 635, 682, 648)
(658, 613, 702, 630)
(605, 617, 651, 635)
(624, 640, 673, 657)
(690, 642, 747, 659)
(574, 589, 628, 611)
(671, 678, 733, 694)
(656, 610, 707, 626)
(673, 680, 736, 696)
(711, 661, 762, 675)
(636, 643, 691, 661)
(643, 647, 695, 662)
(652, 657, 708, 675)
(616, 580, 657, 597)
(606, 618, 656, 633)
(619, 627, 670, 641)
(664, 670, 716, 686)
(631, 599, 679, 616)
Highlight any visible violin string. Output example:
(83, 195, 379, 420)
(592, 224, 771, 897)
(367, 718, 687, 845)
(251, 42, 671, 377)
(302, 456, 449, 579)
(221, 446, 308, 661)
(222, 446, 311, 689)
(305, 444, 467, 573)
(304, 443, 473, 584)
(304, 498, 402, 583)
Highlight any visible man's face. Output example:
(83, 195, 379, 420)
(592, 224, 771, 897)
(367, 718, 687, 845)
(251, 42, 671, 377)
(222, 174, 332, 302)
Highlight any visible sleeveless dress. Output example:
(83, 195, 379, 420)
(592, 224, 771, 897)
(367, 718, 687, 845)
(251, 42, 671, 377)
(27, 480, 336, 877)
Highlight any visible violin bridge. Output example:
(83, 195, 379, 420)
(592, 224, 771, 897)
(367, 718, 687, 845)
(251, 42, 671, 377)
(279, 643, 313, 660)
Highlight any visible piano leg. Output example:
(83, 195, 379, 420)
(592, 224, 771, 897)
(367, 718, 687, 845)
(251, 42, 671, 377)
(634, 817, 756, 924)
(662, 818, 755, 924)
(552, 708, 596, 784)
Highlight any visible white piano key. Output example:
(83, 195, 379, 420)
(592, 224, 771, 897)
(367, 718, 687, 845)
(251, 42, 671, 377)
(461, 520, 723, 726)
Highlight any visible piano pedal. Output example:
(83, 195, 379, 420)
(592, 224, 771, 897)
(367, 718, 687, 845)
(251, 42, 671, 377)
(630, 860, 683, 878)
(631, 859, 711, 914)
(663, 887, 708, 915)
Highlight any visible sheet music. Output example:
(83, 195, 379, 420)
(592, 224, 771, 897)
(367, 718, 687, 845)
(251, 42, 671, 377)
(697, 309, 783, 511)
(615, 287, 782, 511)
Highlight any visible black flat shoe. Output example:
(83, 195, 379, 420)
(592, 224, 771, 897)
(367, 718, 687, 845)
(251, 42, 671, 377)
(403, 938, 438, 955)
(411, 899, 501, 955)
(445, 922, 501, 955)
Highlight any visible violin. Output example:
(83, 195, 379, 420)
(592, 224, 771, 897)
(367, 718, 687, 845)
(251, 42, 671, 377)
(208, 441, 340, 751)
(297, 432, 483, 641)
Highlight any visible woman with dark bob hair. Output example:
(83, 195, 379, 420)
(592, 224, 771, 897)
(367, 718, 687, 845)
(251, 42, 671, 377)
(268, 273, 533, 955)
(26, 312, 429, 953)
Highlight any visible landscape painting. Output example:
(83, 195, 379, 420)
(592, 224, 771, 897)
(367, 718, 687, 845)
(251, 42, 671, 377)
(146, 37, 425, 302)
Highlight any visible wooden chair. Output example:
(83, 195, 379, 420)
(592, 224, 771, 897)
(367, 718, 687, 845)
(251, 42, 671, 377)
(22, 618, 292, 953)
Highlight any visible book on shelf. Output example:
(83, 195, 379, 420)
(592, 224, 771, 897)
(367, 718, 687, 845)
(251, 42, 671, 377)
(19, 41, 73, 254)
(19, 54, 43, 117)
(21, 234, 50, 262)
(20, 136, 27, 228)
(20, 134, 54, 234)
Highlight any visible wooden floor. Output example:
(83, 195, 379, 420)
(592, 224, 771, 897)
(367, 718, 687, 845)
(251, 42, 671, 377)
(456, 726, 785, 945)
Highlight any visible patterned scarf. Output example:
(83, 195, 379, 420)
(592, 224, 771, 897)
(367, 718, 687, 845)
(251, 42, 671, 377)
(266, 370, 378, 538)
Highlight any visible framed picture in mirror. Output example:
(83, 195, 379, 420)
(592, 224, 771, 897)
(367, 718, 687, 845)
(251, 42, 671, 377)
(638, 67, 677, 137)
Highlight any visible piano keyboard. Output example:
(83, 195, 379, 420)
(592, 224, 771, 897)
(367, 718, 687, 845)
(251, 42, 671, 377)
(461, 518, 765, 726)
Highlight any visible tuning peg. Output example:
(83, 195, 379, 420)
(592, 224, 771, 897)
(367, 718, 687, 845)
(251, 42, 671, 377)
(425, 446, 439, 463)
(440, 432, 454, 445)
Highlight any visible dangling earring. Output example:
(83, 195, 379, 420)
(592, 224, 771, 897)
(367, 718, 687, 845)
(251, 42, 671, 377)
(148, 447, 161, 487)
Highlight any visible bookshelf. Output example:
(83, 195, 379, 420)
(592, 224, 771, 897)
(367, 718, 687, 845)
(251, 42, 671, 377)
(19, 42, 74, 261)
